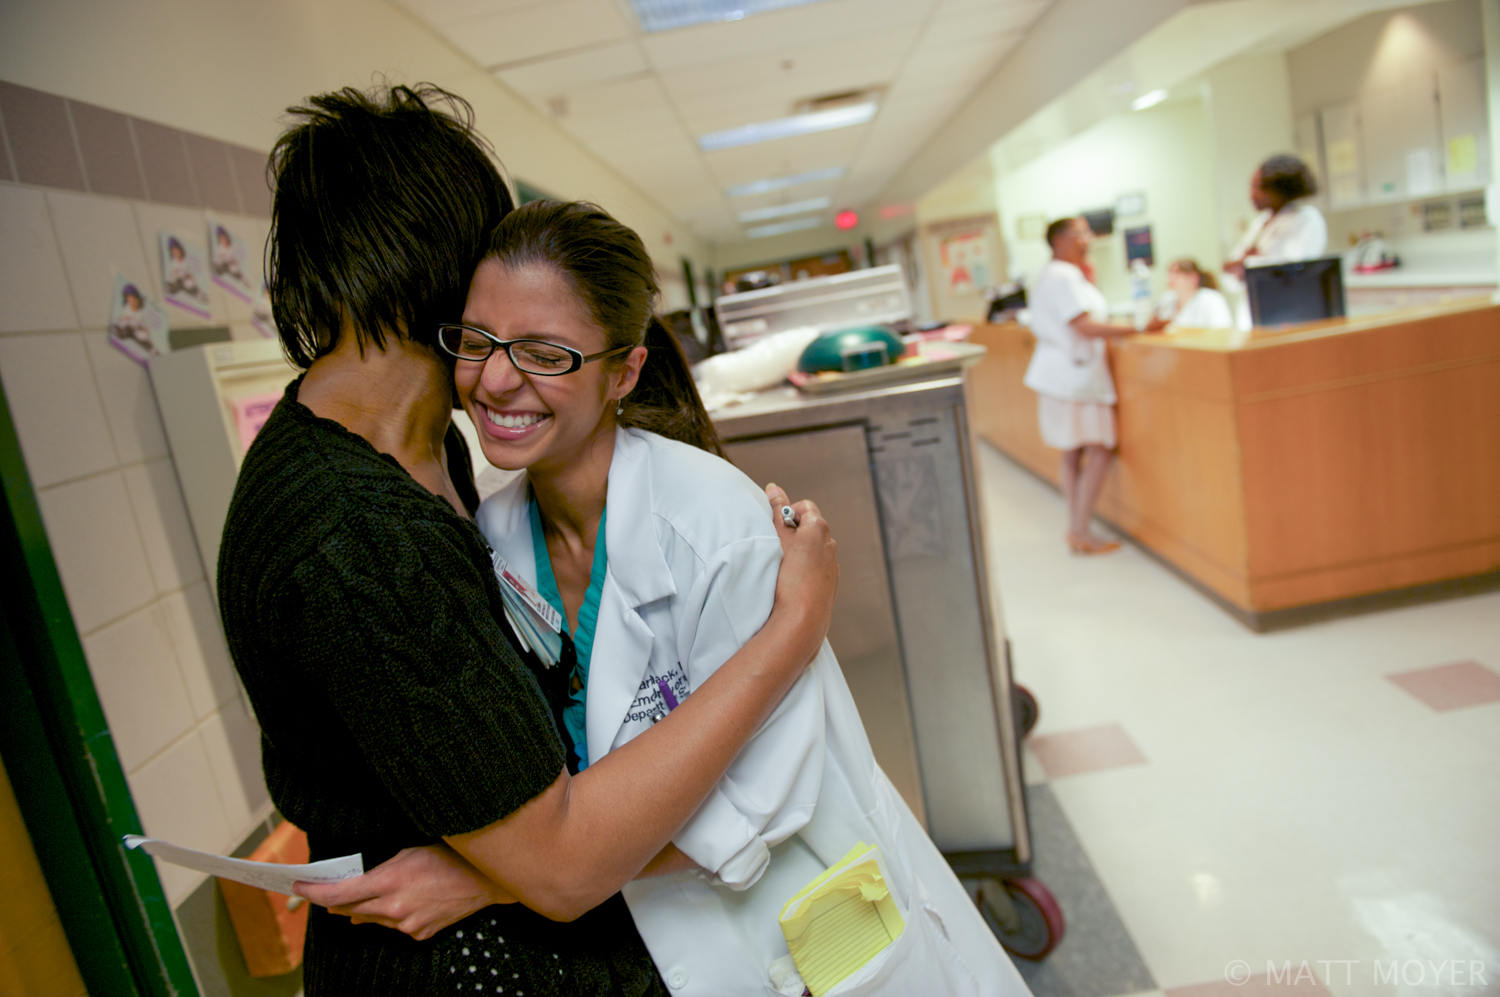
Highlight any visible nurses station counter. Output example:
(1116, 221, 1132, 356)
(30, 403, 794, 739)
(968, 297, 1500, 629)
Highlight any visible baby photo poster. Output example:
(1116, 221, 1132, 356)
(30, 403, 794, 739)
(159, 230, 212, 318)
(206, 215, 255, 303)
(107, 273, 169, 365)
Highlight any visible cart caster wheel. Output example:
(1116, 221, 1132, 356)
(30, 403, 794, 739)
(975, 876, 1065, 960)
(1013, 684, 1039, 738)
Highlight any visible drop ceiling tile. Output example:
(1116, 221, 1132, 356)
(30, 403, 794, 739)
(446, 0, 632, 68)
(397, 0, 547, 24)
(924, 0, 1045, 34)
(657, 26, 912, 103)
(701, 128, 866, 184)
(550, 75, 671, 121)
(495, 41, 650, 95)
(641, 0, 935, 73)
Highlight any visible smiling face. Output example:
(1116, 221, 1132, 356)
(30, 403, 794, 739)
(454, 260, 644, 475)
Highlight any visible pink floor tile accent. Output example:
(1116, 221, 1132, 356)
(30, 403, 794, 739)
(1165, 976, 1328, 996)
(1027, 723, 1147, 778)
(1385, 660, 1500, 712)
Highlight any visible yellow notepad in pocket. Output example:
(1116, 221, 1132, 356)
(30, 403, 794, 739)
(778, 843, 905, 996)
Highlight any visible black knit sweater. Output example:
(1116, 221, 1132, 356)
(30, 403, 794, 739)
(218, 378, 667, 997)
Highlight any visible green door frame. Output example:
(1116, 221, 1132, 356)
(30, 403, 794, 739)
(0, 379, 200, 996)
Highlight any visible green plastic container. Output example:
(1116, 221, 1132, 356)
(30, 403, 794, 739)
(796, 326, 907, 374)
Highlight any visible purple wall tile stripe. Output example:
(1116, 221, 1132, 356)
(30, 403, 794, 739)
(132, 118, 199, 208)
(184, 133, 241, 213)
(0, 101, 15, 182)
(0, 81, 86, 191)
(0, 78, 271, 217)
(69, 101, 148, 200)
(226, 144, 272, 217)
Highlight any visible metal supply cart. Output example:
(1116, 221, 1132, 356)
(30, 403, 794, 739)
(710, 272, 1065, 958)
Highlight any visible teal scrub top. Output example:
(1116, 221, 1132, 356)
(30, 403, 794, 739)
(529, 498, 606, 770)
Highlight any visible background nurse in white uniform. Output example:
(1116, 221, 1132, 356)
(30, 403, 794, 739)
(1144, 258, 1233, 332)
(1223, 154, 1328, 328)
(1024, 217, 1138, 555)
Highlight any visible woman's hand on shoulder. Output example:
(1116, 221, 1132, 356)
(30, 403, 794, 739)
(764, 483, 837, 661)
(293, 843, 515, 941)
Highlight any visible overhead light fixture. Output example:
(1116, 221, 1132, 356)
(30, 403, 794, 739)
(1131, 89, 1168, 111)
(746, 217, 823, 238)
(628, 0, 830, 33)
(726, 166, 844, 198)
(737, 197, 832, 223)
(699, 103, 876, 152)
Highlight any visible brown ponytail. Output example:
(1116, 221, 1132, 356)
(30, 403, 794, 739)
(484, 200, 724, 457)
(627, 316, 725, 457)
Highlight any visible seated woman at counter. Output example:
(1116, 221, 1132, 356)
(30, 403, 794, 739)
(318, 199, 1029, 996)
(1025, 217, 1138, 555)
(1144, 258, 1233, 331)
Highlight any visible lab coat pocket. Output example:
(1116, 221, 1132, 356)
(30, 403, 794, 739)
(818, 896, 981, 997)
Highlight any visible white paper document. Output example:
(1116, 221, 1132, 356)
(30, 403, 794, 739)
(123, 835, 363, 895)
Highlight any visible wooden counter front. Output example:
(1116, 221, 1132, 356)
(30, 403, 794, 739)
(967, 300, 1500, 624)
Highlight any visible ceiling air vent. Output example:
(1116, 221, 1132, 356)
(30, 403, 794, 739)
(794, 87, 884, 115)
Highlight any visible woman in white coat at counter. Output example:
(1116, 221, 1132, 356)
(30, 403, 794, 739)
(1143, 259, 1233, 332)
(382, 200, 1029, 997)
(1224, 154, 1328, 328)
(1025, 217, 1138, 555)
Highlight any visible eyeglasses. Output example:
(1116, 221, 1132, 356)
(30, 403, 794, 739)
(436, 324, 633, 375)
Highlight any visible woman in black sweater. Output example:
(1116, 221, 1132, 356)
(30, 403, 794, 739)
(217, 85, 837, 997)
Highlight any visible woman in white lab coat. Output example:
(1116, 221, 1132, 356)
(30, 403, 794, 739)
(1224, 155, 1328, 327)
(1143, 259, 1233, 332)
(368, 200, 1030, 996)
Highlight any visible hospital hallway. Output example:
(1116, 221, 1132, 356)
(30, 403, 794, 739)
(975, 444, 1500, 997)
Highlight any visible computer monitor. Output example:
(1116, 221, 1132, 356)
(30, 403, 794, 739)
(1081, 208, 1115, 236)
(1245, 256, 1346, 326)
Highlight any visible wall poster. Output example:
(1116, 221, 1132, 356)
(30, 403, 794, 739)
(106, 273, 169, 365)
(206, 215, 255, 303)
(158, 230, 212, 318)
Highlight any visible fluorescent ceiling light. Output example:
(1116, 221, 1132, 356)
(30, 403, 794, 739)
(628, 0, 830, 33)
(746, 217, 823, 238)
(737, 197, 832, 223)
(726, 166, 844, 198)
(1131, 89, 1168, 111)
(699, 103, 876, 152)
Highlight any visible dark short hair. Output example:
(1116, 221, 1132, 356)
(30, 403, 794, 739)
(484, 200, 723, 457)
(167, 236, 184, 254)
(1045, 217, 1077, 249)
(122, 283, 142, 301)
(1257, 155, 1318, 203)
(267, 83, 513, 369)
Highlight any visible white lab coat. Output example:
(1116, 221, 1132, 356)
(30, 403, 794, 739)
(1229, 199, 1329, 330)
(1168, 287, 1233, 330)
(477, 428, 1030, 997)
(1022, 259, 1114, 403)
(1230, 199, 1328, 266)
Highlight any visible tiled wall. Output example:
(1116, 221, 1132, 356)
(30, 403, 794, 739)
(0, 80, 274, 916)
